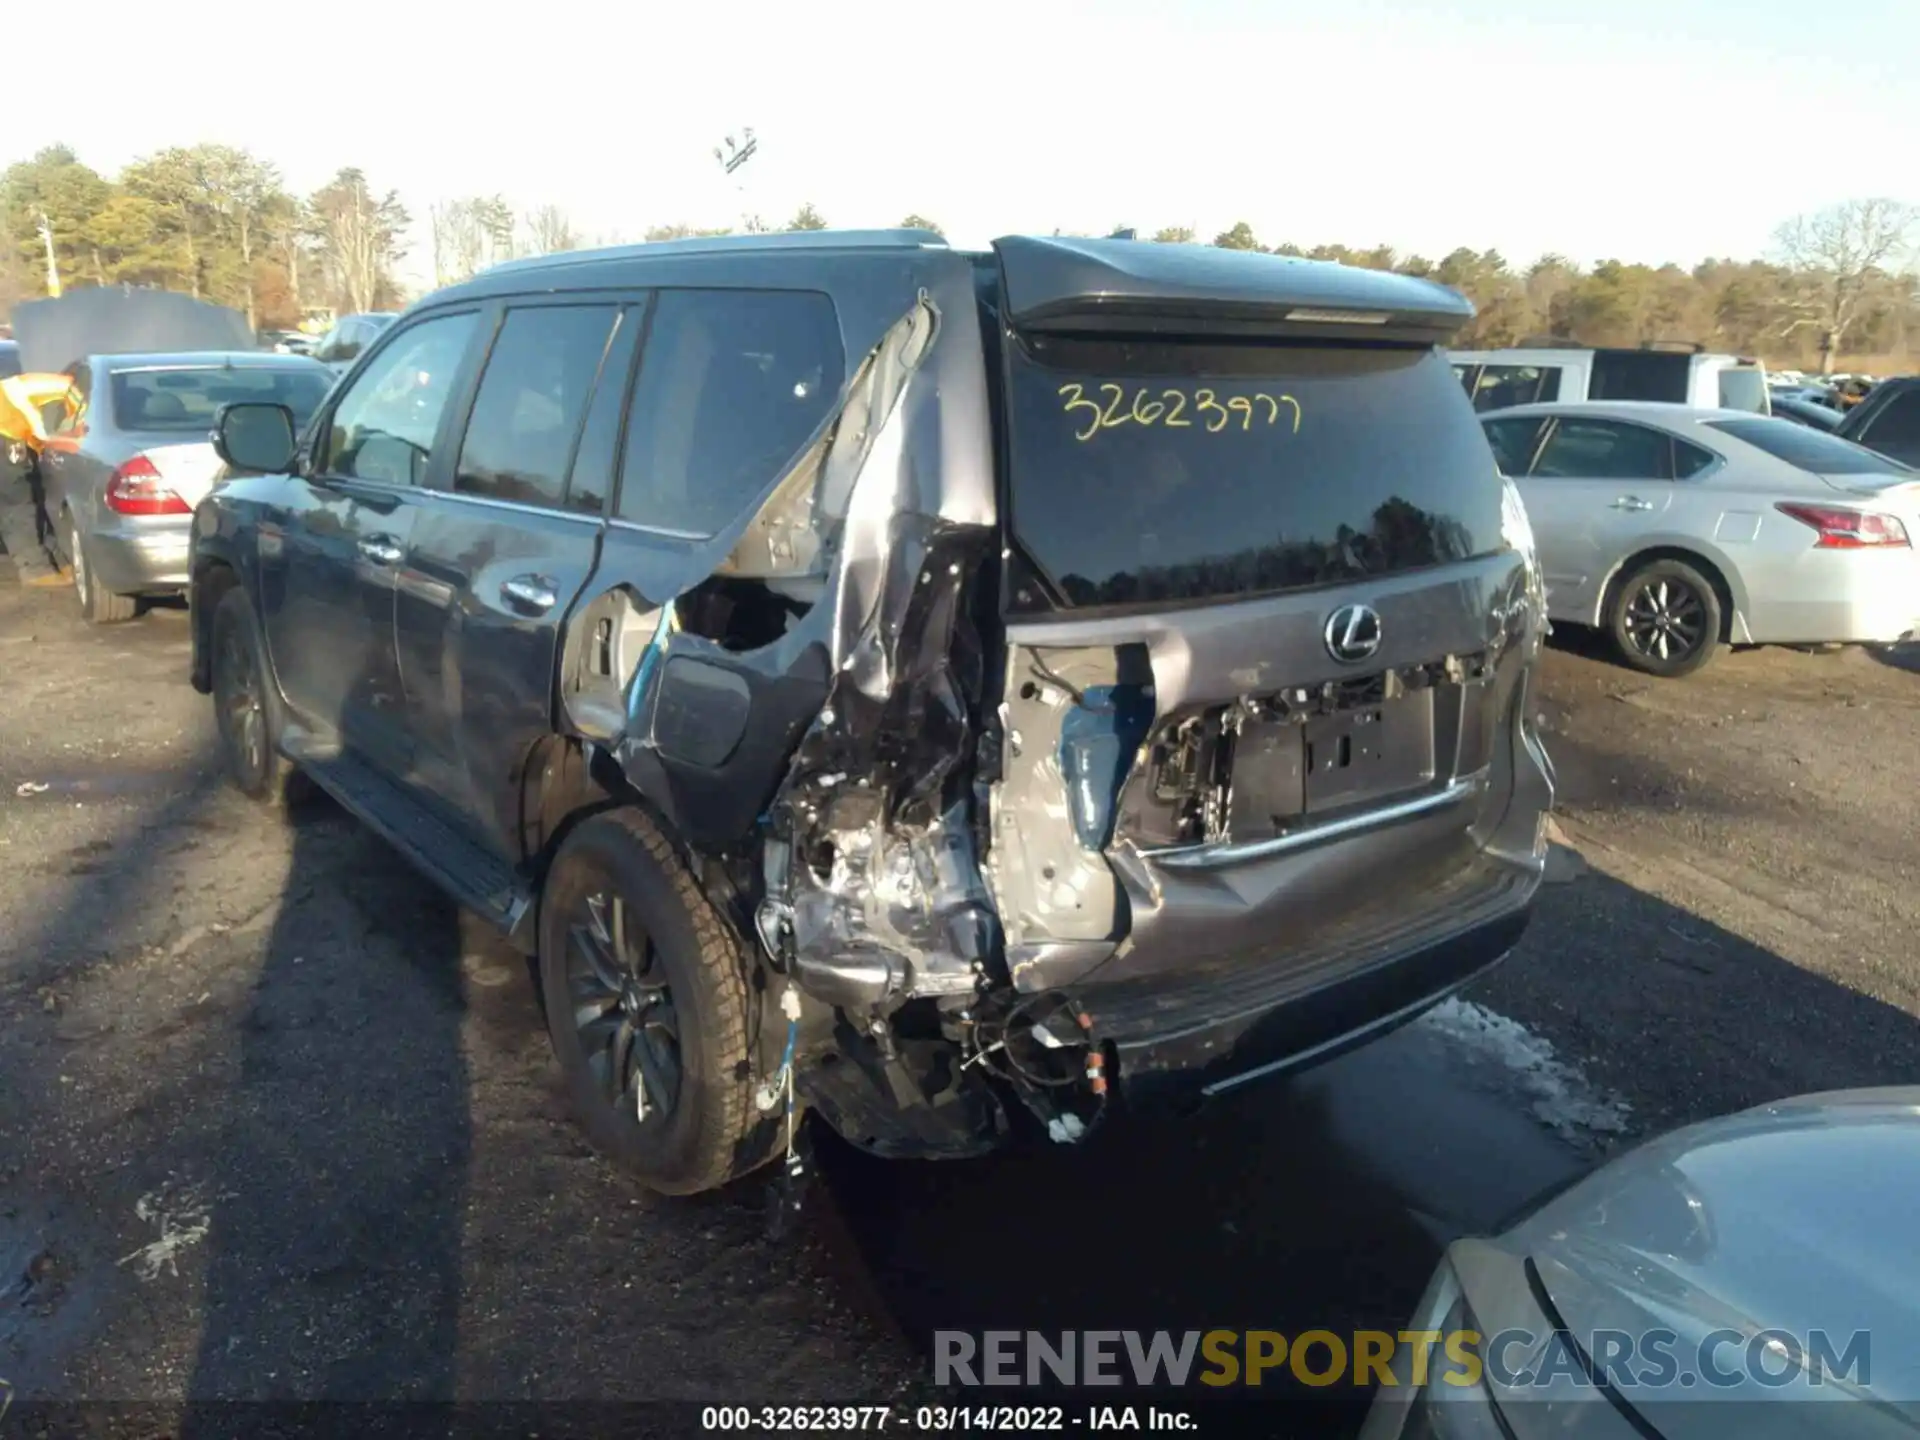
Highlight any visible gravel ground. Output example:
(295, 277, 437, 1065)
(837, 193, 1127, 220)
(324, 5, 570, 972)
(2, 532, 1917, 1432)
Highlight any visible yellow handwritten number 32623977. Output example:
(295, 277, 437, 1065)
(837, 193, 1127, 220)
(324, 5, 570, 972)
(1057, 383, 1301, 442)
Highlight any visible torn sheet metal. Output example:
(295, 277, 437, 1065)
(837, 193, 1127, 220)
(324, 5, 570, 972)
(744, 295, 1005, 1010)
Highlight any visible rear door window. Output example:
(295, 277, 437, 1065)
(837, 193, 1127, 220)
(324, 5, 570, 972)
(454, 305, 618, 510)
(1673, 438, 1718, 478)
(1483, 416, 1547, 474)
(617, 288, 843, 537)
(1532, 419, 1675, 480)
(1003, 337, 1502, 613)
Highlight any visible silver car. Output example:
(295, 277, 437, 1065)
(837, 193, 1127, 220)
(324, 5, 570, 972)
(308, 312, 399, 374)
(40, 352, 334, 623)
(1483, 402, 1920, 676)
(1362, 1088, 1920, 1438)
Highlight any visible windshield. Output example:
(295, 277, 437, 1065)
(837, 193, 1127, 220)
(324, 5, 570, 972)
(1003, 336, 1504, 613)
(1707, 417, 1914, 476)
(111, 366, 335, 434)
(1717, 366, 1769, 414)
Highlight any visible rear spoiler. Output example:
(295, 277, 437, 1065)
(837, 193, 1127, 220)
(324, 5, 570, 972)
(992, 235, 1474, 347)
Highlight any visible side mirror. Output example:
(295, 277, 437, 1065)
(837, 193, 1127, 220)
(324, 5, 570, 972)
(214, 402, 298, 475)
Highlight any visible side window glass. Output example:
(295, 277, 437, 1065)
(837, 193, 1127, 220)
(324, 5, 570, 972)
(1673, 439, 1716, 479)
(321, 312, 477, 486)
(1532, 420, 1674, 481)
(1536, 367, 1562, 402)
(617, 288, 844, 536)
(564, 306, 643, 517)
(1482, 417, 1545, 475)
(455, 305, 618, 509)
(1864, 392, 1920, 445)
(1472, 365, 1552, 412)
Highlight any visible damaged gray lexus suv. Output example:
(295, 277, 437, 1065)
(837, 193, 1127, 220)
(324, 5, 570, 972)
(188, 230, 1555, 1194)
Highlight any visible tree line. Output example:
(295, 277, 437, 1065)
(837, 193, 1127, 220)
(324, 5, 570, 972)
(4, 141, 1914, 372)
(2, 144, 410, 329)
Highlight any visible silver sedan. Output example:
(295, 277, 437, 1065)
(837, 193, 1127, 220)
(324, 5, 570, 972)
(1483, 401, 1920, 676)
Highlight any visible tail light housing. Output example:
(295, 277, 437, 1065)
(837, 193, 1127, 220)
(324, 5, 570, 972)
(104, 455, 190, 516)
(1775, 502, 1910, 549)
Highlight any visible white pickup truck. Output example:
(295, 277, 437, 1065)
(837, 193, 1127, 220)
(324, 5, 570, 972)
(1452, 344, 1770, 415)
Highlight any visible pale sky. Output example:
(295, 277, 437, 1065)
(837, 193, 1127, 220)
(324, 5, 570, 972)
(11, 0, 1916, 289)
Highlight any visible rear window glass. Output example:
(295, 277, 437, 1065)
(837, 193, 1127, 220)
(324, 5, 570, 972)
(1717, 366, 1768, 414)
(1003, 338, 1504, 613)
(112, 366, 335, 433)
(0, 344, 19, 380)
(1590, 350, 1689, 402)
(1707, 417, 1913, 476)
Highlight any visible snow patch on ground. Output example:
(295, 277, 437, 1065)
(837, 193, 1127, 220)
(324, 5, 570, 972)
(1418, 997, 1631, 1143)
(117, 1181, 211, 1282)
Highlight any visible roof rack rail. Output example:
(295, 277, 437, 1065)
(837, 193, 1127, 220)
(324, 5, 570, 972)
(1639, 339, 1706, 354)
(478, 227, 949, 277)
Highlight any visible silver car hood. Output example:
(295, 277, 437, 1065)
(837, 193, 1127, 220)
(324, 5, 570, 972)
(1503, 1088, 1920, 1432)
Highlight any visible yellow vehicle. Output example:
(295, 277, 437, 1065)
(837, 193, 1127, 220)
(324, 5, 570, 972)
(296, 306, 337, 337)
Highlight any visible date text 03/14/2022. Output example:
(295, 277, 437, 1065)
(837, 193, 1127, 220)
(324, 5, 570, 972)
(700, 1404, 1199, 1431)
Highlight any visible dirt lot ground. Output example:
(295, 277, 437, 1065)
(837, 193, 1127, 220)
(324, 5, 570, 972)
(2, 533, 1917, 1432)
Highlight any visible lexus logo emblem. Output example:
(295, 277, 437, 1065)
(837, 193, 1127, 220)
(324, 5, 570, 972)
(1324, 604, 1383, 663)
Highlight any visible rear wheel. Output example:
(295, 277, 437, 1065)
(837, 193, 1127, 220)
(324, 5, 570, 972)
(1608, 558, 1722, 678)
(537, 808, 775, 1195)
(66, 512, 136, 625)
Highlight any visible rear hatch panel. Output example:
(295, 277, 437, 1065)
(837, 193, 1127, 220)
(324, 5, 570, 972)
(985, 238, 1552, 1002)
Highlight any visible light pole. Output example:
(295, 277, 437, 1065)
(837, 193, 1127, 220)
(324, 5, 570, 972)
(35, 211, 60, 297)
(713, 128, 759, 230)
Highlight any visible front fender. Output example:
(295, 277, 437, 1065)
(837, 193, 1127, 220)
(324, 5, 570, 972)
(186, 496, 251, 694)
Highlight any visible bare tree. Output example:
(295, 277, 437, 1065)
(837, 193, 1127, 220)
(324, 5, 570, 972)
(310, 169, 409, 314)
(523, 204, 579, 256)
(429, 196, 517, 285)
(1775, 198, 1920, 372)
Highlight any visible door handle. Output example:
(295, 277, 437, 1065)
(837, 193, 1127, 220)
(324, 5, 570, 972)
(501, 575, 558, 615)
(358, 536, 404, 565)
(1611, 496, 1655, 512)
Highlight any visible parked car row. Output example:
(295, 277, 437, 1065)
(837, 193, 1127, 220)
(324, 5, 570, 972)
(1463, 341, 1919, 676)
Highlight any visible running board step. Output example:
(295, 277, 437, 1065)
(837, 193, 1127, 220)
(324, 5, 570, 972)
(287, 744, 532, 937)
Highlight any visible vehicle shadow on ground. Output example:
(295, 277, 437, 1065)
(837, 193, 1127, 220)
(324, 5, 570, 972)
(176, 793, 471, 1433)
(811, 861, 1920, 1434)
